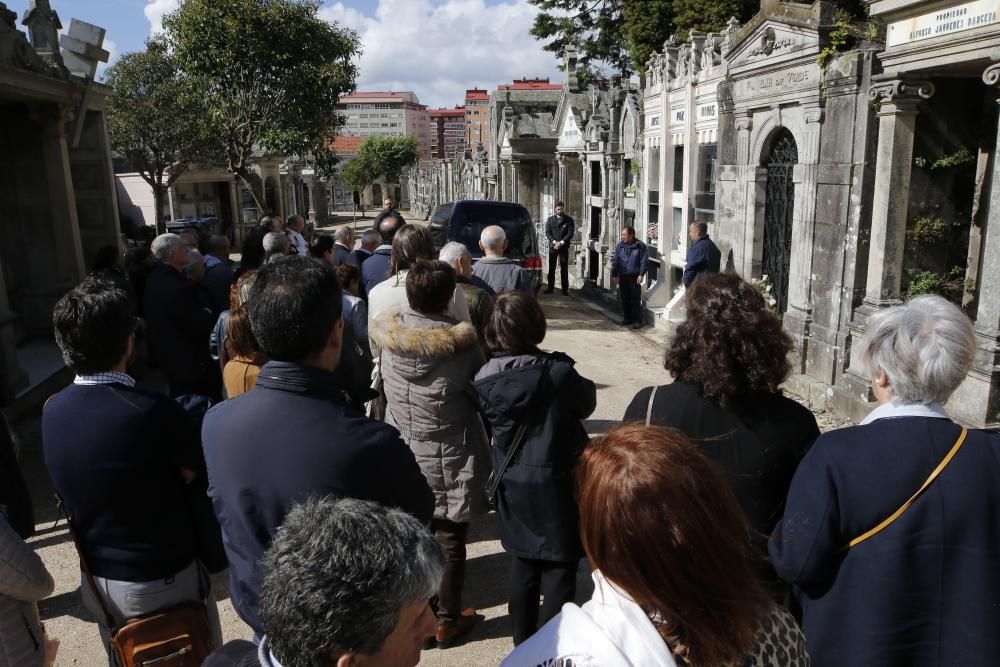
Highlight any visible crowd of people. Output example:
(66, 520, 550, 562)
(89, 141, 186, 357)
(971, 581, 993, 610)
(2, 202, 1000, 667)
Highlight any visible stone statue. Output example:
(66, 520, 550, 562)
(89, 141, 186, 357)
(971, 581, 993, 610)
(0, 2, 51, 73)
(22, 0, 62, 67)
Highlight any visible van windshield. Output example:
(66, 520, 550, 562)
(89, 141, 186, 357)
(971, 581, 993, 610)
(449, 203, 533, 258)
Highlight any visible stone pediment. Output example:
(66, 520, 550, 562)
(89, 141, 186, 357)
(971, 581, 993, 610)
(726, 21, 818, 69)
(557, 107, 584, 151)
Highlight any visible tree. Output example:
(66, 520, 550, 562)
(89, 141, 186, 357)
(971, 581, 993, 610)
(103, 39, 214, 234)
(162, 0, 360, 211)
(671, 0, 757, 41)
(356, 136, 420, 185)
(340, 156, 376, 194)
(528, 0, 760, 76)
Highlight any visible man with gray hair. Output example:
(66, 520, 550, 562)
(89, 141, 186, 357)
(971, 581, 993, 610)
(262, 231, 289, 264)
(332, 225, 358, 267)
(144, 233, 219, 397)
(471, 225, 534, 296)
(440, 241, 493, 342)
(351, 228, 381, 269)
(181, 248, 206, 284)
(286, 215, 308, 256)
(205, 496, 443, 667)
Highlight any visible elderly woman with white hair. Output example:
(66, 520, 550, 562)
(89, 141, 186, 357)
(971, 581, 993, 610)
(769, 295, 1000, 667)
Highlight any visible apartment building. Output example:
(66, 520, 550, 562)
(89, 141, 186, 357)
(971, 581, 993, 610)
(429, 107, 467, 159)
(335, 91, 432, 158)
(464, 88, 489, 154)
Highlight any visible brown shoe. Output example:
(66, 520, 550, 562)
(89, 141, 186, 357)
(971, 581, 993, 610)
(435, 608, 483, 648)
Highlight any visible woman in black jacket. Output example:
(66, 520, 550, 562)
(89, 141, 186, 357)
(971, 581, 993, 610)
(623, 272, 818, 597)
(473, 292, 596, 646)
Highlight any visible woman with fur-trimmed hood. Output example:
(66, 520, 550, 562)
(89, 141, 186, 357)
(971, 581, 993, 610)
(370, 260, 490, 649)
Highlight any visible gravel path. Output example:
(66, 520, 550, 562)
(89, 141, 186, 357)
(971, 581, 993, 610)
(15, 290, 848, 666)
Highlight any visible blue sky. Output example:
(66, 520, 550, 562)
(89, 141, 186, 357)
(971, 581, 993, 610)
(8, 0, 563, 107)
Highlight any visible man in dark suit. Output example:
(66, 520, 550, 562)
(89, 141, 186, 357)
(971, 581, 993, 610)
(144, 233, 219, 398)
(202, 234, 234, 316)
(332, 225, 359, 267)
(351, 229, 381, 268)
(681, 221, 721, 288)
(361, 213, 406, 296)
(544, 202, 574, 295)
(45, 276, 223, 659)
(202, 256, 433, 637)
(372, 197, 405, 230)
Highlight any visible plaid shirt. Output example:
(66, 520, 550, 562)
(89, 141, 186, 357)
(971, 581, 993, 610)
(73, 371, 136, 388)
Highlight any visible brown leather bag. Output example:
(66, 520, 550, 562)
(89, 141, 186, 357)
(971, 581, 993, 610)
(108, 602, 213, 667)
(64, 508, 214, 667)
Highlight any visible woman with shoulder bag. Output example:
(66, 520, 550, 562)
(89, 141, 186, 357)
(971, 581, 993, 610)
(473, 291, 596, 646)
(770, 295, 1000, 666)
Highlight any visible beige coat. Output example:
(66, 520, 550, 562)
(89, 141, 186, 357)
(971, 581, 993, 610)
(371, 308, 490, 523)
(0, 517, 53, 667)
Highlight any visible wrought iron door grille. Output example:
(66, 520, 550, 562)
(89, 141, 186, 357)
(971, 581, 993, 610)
(762, 129, 798, 314)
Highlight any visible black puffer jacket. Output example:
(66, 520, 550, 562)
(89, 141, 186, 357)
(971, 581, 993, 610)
(473, 351, 595, 562)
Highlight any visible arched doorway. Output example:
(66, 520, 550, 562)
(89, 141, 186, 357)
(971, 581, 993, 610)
(762, 128, 797, 313)
(371, 183, 383, 208)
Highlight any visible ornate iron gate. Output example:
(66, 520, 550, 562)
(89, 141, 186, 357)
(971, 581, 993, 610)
(762, 129, 797, 314)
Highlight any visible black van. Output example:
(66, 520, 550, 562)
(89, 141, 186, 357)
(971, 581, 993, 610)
(429, 200, 542, 290)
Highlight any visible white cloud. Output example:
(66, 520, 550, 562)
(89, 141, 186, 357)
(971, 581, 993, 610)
(320, 0, 564, 108)
(144, 0, 180, 36)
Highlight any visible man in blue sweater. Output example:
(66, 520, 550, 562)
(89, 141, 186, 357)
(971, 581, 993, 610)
(202, 256, 433, 637)
(44, 276, 223, 661)
(682, 221, 722, 288)
(611, 226, 649, 329)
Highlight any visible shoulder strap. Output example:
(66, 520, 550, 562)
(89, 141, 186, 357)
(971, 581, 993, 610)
(645, 385, 659, 426)
(485, 360, 551, 502)
(59, 497, 117, 630)
(848, 427, 968, 549)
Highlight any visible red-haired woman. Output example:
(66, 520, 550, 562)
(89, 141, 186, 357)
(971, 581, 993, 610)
(623, 271, 818, 596)
(503, 424, 809, 666)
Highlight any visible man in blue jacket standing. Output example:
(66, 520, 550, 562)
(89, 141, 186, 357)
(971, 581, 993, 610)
(682, 221, 721, 288)
(202, 256, 433, 637)
(611, 226, 649, 330)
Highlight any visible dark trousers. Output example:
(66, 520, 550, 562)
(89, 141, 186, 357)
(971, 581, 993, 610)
(547, 247, 570, 292)
(618, 274, 642, 323)
(509, 556, 578, 645)
(432, 519, 469, 623)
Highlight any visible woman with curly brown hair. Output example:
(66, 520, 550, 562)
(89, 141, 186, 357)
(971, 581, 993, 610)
(623, 271, 818, 596)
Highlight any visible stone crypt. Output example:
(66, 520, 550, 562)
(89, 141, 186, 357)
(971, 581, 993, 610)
(0, 0, 118, 410)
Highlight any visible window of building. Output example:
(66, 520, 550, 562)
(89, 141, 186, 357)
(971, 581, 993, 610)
(673, 145, 684, 192)
(698, 143, 718, 194)
(590, 160, 602, 196)
(647, 147, 660, 235)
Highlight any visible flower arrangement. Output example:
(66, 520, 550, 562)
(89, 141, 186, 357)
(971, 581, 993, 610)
(752, 274, 778, 311)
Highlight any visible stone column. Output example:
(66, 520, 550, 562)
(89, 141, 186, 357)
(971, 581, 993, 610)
(578, 155, 588, 245)
(785, 105, 823, 376)
(510, 160, 520, 203)
(734, 112, 753, 276)
(228, 180, 241, 244)
(952, 63, 1000, 426)
(499, 159, 508, 200)
(556, 154, 566, 204)
(307, 172, 318, 224)
(863, 78, 934, 307)
(41, 105, 85, 285)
